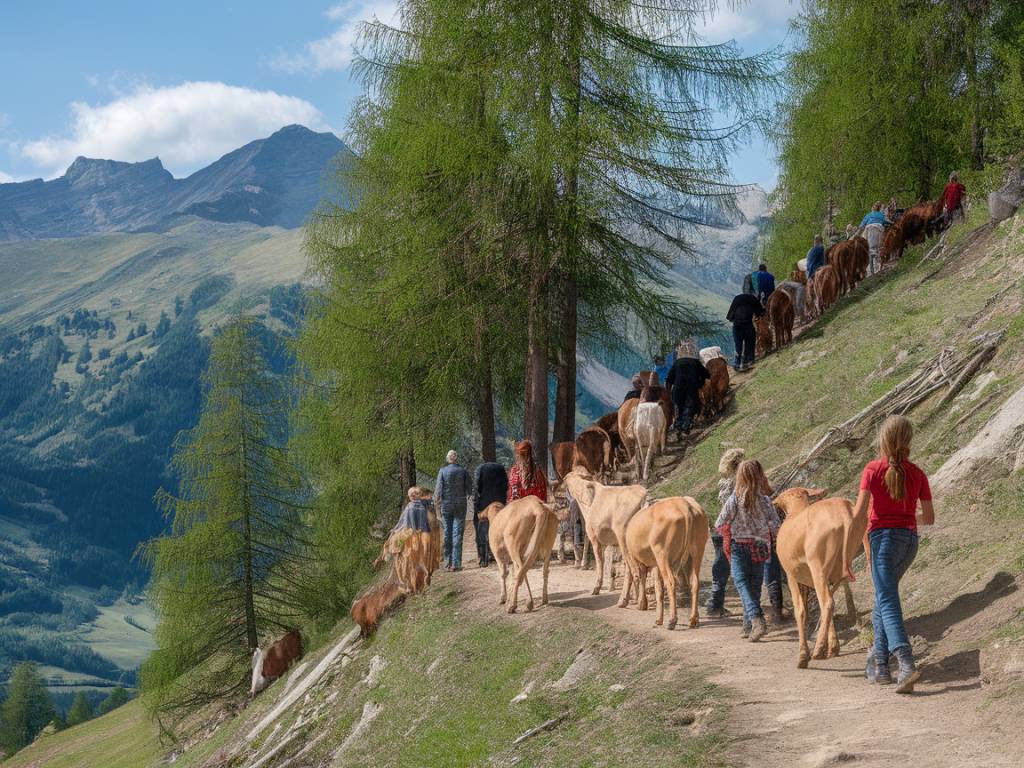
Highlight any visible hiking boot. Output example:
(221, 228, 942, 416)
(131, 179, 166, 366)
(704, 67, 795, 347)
(740, 619, 751, 638)
(865, 652, 892, 684)
(767, 605, 788, 626)
(894, 646, 921, 693)
(749, 615, 767, 642)
(705, 599, 726, 618)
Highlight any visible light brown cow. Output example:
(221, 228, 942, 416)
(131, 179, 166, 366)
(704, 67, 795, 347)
(550, 441, 575, 485)
(481, 497, 561, 613)
(250, 630, 303, 696)
(623, 497, 708, 630)
(775, 487, 870, 669)
(633, 402, 666, 481)
(699, 357, 730, 420)
(563, 472, 647, 605)
(617, 397, 640, 462)
(811, 264, 840, 316)
(574, 426, 612, 482)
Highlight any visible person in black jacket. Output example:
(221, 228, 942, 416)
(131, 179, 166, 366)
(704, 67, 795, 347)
(726, 292, 765, 371)
(473, 461, 508, 567)
(666, 344, 709, 436)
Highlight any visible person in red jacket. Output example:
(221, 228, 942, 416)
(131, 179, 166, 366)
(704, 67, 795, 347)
(507, 439, 548, 501)
(940, 171, 966, 227)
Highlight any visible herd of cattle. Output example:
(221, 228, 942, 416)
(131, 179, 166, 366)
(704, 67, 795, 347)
(251, 197, 952, 698)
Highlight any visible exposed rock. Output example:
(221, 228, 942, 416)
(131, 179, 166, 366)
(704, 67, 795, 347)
(511, 681, 535, 704)
(608, 683, 626, 692)
(363, 654, 386, 688)
(334, 702, 382, 759)
(988, 167, 1024, 224)
(550, 650, 598, 692)
(981, 637, 1024, 688)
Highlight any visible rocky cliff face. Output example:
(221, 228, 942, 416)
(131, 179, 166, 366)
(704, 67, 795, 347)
(0, 125, 352, 240)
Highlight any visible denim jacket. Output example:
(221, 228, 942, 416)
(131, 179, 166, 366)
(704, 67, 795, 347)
(435, 463, 472, 516)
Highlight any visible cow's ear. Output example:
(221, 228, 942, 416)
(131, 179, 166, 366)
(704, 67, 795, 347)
(808, 488, 828, 500)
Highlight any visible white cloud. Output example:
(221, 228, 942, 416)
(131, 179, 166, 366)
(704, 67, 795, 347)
(694, 0, 798, 44)
(0, 170, 16, 183)
(17, 81, 331, 178)
(273, 1, 400, 74)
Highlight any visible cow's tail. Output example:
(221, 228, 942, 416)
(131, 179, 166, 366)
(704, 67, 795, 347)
(839, 506, 858, 583)
(523, 504, 550, 568)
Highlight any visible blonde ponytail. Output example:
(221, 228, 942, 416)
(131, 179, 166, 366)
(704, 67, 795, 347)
(879, 415, 913, 501)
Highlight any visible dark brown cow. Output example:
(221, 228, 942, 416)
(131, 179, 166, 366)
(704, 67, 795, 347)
(826, 239, 857, 295)
(699, 357, 730, 419)
(351, 579, 406, 638)
(595, 412, 624, 466)
(767, 289, 794, 349)
(849, 236, 869, 284)
(250, 629, 303, 695)
(880, 223, 905, 264)
(550, 441, 575, 484)
(755, 313, 773, 357)
(573, 426, 612, 481)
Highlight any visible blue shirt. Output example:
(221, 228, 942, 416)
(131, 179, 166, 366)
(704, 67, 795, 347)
(654, 350, 674, 386)
(860, 210, 886, 227)
(435, 463, 472, 516)
(756, 271, 775, 300)
(806, 244, 825, 280)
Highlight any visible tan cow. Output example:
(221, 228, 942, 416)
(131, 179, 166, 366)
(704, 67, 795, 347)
(480, 498, 561, 614)
(563, 472, 647, 605)
(617, 397, 640, 462)
(775, 487, 869, 669)
(633, 402, 666, 481)
(623, 497, 708, 630)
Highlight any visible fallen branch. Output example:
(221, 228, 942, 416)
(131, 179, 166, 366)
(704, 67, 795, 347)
(773, 330, 1005, 490)
(513, 713, 569, 746)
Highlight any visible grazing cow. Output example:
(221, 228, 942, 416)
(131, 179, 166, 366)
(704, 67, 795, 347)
(250, 630, 303, 696)
(481, 498, 561, 613)
(617, 397, 640, 463)
(623, 496, 708, 629)
(698, 357, 730, 420)
(633, 402, 666, 481)
(775, 487, 869, 669)
(550, 441, 575, 485)
(812, 264, 840, 316)
(351, 579, 406, 638)
(767, 288, 794, 349)
(574, 426, 613, 482)
(563, 472, 647, 604)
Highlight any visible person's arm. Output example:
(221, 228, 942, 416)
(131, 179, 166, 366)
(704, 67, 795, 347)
(754, 296, 766, 317)
(726, 297, 738, 323)
(715, 496, 735, 531)
(474, 465, 483, 502)
(666, 363, 676, 388)
(853, 486, 871, 556)
(918, 473, 935, 525)
(435, 468, 445, 502)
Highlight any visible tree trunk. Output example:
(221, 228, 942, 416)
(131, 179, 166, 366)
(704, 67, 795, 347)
(399, 443, 417, 495)
(524, 279, 548, 467)
(552, 278, 577, 443)
(475, 319, 497, 462)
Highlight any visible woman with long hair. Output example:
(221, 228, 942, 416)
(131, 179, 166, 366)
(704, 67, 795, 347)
(855, 415, 934, 693)
(715, 459, 780, 641)
(706, 448, 745, 617)
(508, 439, 548, 502)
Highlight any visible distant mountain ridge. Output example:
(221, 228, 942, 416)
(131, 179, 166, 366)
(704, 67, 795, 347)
(0, 125, 352, 240)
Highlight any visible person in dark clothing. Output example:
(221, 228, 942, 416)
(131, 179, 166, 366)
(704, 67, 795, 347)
(622, 374, 644, 403)
(726, 292, 765, 371)
(756, 264, 775, 304)
(666, 344, 709, 436)
(473, 461, 508, 567)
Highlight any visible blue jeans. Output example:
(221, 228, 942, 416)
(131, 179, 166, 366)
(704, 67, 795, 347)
(730, 544, 765, 621)
(443, 513, 465, 569)
(764, 544, 783, 609)
(869, 528, 919, 658)
(708, 535, 731, 609)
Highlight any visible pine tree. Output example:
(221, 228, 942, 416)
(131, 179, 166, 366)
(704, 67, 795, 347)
(66, 691, 93, 726)
(0, 663, 55, 754)
(141, 314, 310, 733)
(97, 685, 129, 715)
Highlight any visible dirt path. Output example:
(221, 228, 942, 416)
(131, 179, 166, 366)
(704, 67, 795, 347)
(453, 523, 1021, 768)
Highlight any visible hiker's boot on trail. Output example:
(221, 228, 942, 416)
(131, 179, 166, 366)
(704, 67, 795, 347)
(894, 646, 921, 693)
(741, 618, 752, 638)
(749, 615, 768, 642)
(767, 604, 788, 626)
(865, 652, 892, 684)
(705, 600, 726, 619)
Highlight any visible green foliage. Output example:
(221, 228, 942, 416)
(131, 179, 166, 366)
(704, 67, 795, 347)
(141, 314, 309, 734)
(97, 685, 129, 716)
(0, 662, 55, 754)
(66, 691, 93, 727)
(768, 0, 1024, 274)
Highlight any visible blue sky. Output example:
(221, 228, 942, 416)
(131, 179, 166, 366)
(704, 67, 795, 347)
(0, 1, 798, 186)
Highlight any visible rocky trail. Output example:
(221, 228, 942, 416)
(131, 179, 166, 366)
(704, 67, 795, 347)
(455, 521, 1021, 768)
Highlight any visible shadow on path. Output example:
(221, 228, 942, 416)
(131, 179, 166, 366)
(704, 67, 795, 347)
(907, 571, 1017, 642)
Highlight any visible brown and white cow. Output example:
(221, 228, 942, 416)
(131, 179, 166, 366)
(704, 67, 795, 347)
(251, 629, 303, 696)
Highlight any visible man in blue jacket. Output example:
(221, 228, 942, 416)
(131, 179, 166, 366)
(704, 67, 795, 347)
(435, 450, 472, 571)
(755, 264, 775, 304)
(473, 461, 507, 568)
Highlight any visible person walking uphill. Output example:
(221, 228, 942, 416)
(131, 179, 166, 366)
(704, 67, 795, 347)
(666, 343, 709, 436)
(715, 460, 781, 642)
(755, 264, 775, 304)
(940, 171, 966, 228)
(508, 440, 548, 502)
(726, 291, 765, 371)
(855, 415, 934, 693)
(706, 448, 745, 617)
(473, 460, 508, 568)
(435, 450, 472, 571)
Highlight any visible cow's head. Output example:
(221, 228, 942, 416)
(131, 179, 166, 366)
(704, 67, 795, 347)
(773, 487, 828, 517)
(562, 471, 596, 509)
(478, 501, 504, 521)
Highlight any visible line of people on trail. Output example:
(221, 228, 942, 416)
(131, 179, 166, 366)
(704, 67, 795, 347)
(391, 442, 550, 572)
(709, 414, 932, 694)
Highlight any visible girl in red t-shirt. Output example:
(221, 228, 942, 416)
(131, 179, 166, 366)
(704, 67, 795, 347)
(508, 440, 548, 502)
(852, 415, 934, 693)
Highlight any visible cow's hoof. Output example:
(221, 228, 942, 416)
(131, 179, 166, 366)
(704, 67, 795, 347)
(797, 654, 810, 669)
(689, 618, 699, 629)
(812, 647, 828, 661)
(616, 600, 628, 609)
(654, 618, 663, 626)
(542, 597, 548, 606)
(667, 619, 677, 630)
(591, 587, 601, 596)
(507, 605, 517, 614)
(526, 600, 534, 612)
(829, 646, 840, 658)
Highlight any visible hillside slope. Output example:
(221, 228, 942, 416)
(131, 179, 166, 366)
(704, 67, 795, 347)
(16, 209, 1024, 767)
